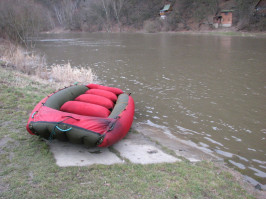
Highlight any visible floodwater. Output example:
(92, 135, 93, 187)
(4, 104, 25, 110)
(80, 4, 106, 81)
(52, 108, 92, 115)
(35, 32, 266, 188)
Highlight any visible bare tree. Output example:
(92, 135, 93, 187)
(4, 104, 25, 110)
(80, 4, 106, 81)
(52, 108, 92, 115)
(0, 0, 52, 47)
(112, 0, 124, 32)
(53, 4, 65, 26)
(53, 0, 80, 29)
(101, 0, 112, 32)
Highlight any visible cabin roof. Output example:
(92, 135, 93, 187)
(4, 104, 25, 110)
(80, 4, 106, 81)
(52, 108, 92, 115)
(161, 4, 171, 12)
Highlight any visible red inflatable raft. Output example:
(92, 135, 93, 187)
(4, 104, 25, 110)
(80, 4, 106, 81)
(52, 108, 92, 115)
(26, 84, 135, 147)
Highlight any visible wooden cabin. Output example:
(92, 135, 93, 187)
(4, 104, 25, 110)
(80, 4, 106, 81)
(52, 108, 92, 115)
(160, 4, 172, 19)
(213, 10, 233, 28)
(220, 10, 233, 27)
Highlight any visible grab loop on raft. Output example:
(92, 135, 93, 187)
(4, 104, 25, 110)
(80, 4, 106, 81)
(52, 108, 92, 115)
(49, 116, 73, 141)
(49, 125, 72, 141)
(31, 111, 38, 118)
(55, 125, 72, 132)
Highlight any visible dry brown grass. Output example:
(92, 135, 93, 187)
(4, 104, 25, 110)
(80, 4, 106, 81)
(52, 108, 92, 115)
(50, 62, 95, 86)
(0, 39, 94, 89)
(0, 40, 46, 74)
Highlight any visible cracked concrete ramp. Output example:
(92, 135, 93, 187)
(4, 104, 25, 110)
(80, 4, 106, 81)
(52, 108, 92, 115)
(134, 123, 218, 162)
(49, 140, 123, 167)
(48, 132, 179, 167)
(113, 139, 179, 164)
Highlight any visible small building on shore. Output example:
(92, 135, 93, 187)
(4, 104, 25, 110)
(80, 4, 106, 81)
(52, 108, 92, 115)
(213, 10, 234, 28)
(159, 3, 173, 19)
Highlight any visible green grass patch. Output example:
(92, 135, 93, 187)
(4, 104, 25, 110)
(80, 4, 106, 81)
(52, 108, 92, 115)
(0, 67, 254, 198)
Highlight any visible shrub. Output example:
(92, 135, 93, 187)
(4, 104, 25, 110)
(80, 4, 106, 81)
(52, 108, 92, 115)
(0, 41, 46, 74)
(0, 0, 52, 46)
(50, 63, 95, 85)
(143, 20, 162, 33)
(0, 39, 94, 87)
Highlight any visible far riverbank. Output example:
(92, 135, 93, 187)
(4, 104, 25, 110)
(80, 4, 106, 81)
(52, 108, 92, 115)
(42, 27, 266, 38)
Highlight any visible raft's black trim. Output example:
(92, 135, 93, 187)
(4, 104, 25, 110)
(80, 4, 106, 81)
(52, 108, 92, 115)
(44, 85, 89, 110)
(29, 121, 101, 136)
(29, 121, 104, 147)
(108, 93, 129, 118)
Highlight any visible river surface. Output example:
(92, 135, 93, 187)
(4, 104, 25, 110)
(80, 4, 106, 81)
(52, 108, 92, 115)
(35, 32, 266, 188)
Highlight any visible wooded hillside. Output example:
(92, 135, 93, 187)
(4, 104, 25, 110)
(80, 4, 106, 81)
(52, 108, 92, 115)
(0, 0, 265, 44)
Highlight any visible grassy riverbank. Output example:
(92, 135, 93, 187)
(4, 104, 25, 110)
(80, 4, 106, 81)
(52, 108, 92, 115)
(0, 67, 261, 198)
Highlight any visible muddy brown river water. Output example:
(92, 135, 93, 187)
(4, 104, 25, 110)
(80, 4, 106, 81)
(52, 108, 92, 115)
(35, 32, 266, 188)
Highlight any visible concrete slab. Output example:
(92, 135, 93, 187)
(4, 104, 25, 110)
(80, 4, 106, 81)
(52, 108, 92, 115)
(48, 140, 123, 167)
(134, 123, 219, 162)
(48, 130, 181, 167)
(113, 139, 179, 164)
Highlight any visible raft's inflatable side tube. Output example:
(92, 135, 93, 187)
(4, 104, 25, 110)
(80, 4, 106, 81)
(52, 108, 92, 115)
(26, 84, 134, 147)
(98, 94, 135, 147)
